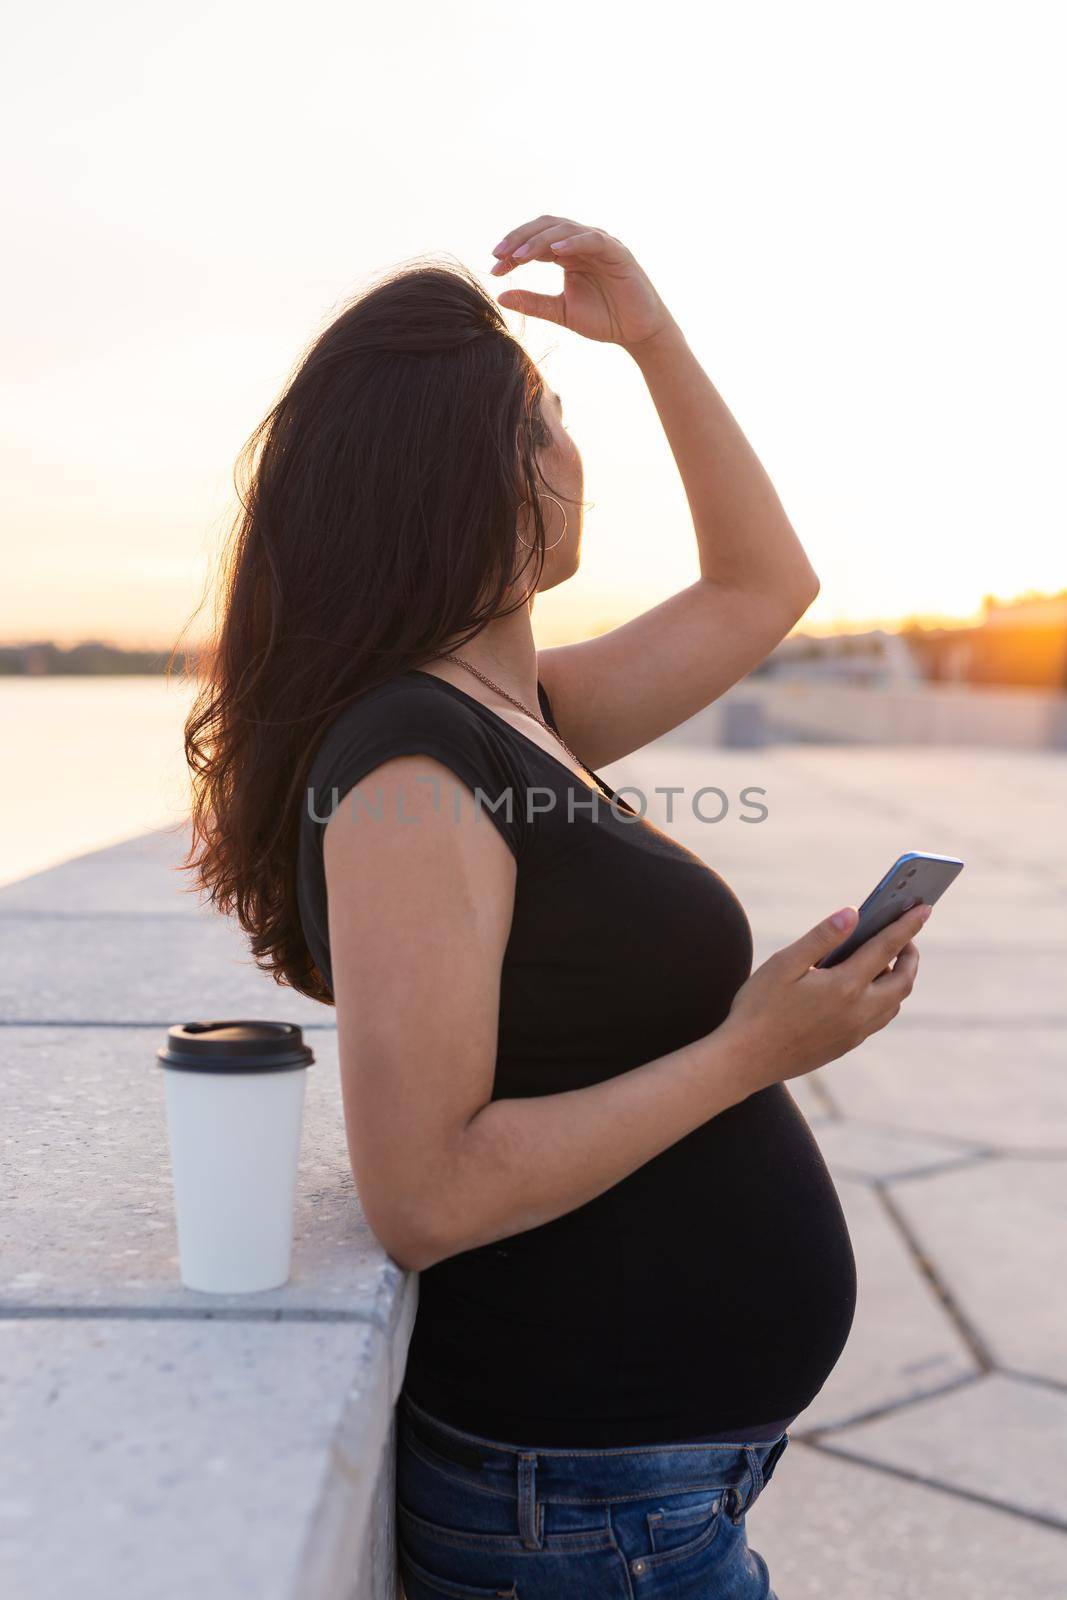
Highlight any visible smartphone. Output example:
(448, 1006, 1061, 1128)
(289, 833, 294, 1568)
(814, 851, 965, 969)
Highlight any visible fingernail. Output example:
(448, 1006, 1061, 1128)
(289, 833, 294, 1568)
(492, 240, 509, 255)
(830, 908, 854, 929)
(918, 903, 932, 922)
(513, 244, 530, 258)
(551, 240, 570, 251)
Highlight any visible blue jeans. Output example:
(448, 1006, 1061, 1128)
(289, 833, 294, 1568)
(396, 1391, 790, 1598)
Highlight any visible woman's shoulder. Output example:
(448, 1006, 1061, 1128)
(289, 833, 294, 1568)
(309, 671, 507, 777)
(304, 671, 532, 857)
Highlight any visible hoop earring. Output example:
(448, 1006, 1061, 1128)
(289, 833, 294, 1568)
(517, 494, 568, 551)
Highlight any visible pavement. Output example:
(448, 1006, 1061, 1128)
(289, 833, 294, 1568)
(603, 737, 1067, 1596)
(2, 739, 1065, 1597)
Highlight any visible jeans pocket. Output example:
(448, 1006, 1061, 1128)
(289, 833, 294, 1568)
(760, 1432, 790, 1489)
(397, 1538, 519, 1599)
(643, 1489, 725, 1570)
(397, 1430, 528, 1545)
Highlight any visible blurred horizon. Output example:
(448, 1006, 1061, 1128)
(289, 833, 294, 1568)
(3, 584, 1065, 657)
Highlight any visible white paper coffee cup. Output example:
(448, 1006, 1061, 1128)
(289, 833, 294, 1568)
(157, 1020, 314, 1293)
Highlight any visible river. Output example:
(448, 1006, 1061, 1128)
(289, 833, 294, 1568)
(1, 676, 198, 889)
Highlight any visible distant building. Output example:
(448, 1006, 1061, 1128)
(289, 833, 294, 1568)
(905, 592, 1067, 689)
(754, 627, 923, 687)
(0, 641, 175, 676)
(756, 592, 1067, 691)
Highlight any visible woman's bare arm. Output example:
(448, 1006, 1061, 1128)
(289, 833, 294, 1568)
(324, 755, 925, 1273)
(538, 319, 819, 767)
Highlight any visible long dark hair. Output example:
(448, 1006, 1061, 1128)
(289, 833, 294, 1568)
(180, 258, 561, 1002)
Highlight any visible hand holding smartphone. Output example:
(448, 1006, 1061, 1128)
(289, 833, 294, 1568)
(723, 849, 963, 1091)
(814, 851, 964, 969)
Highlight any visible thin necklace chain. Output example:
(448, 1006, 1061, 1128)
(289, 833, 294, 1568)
(438, 653, 599, 781)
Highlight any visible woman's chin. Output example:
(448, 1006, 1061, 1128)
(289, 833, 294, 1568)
(537, 550, 582, 593)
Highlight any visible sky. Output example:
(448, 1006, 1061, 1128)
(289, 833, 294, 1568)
(2, 0, 1064, 649)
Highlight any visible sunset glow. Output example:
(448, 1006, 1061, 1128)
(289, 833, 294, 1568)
(3, 2, 1064, 649)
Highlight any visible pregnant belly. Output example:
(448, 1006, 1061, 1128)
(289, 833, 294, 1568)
(611, 1083, 858, 1416)
(407, 1084, 856, 1437)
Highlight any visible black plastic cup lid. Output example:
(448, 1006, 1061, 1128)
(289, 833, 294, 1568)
(157, 1020, 314, 1074)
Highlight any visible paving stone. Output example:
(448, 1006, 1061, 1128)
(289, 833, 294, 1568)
(809, 1118, 986, 1180)
(620, 742, 1067, 967)
(817, 1025, 1067, 1150)
(794, 1179, 976, 1431)
(750, 897, 1067, 958)
(748, 936, 1067, 1022)
(0, 826, 331, 1025)
(824, 1373, 1067, 1527)
(0, 909, 331, 1025)
(765, 745, 1067, 893)
(0, 1024, 407, 1318)
(748, 1436, 1067, 1598)
(891, 1158, 1067, 1383)
(610, 748, 892, 887)
(613, 746, 1067, 935)
(0, 1315, 394, 1600)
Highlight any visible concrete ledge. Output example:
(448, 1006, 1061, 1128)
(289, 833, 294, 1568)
(0, 829, 414, 1600)
(665, 680, 1067, 749)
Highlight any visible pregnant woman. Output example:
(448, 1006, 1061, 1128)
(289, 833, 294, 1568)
(185, 217, 927, 1598)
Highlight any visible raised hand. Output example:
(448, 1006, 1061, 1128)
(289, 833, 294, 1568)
(489, 215, 675, 352)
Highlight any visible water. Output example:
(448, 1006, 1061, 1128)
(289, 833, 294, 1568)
(1, 675, 199, 889)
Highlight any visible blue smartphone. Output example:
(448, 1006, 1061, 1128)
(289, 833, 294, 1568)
(814, 851, 965, 969)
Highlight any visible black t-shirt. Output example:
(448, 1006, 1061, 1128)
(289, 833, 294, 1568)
(297, 670, 857, 1447)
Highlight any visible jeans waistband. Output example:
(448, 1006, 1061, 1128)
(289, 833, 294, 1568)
(398, 1392, 790, 1525)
